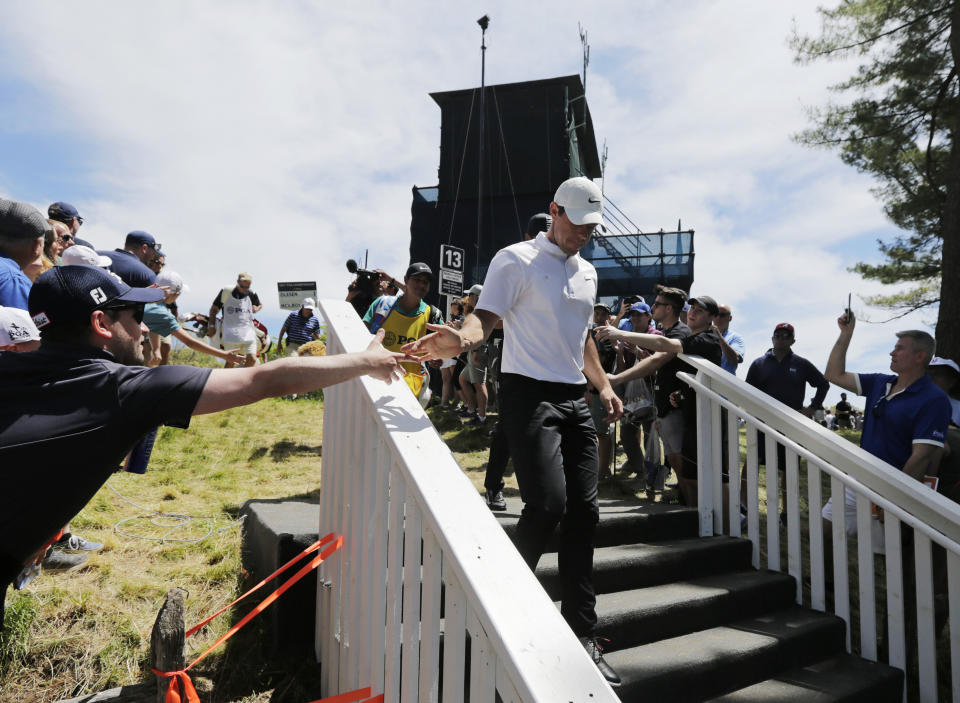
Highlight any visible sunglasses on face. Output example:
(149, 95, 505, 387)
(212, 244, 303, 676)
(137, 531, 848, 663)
(74, 216, 84, 226)
(101, 302, 145, 324)
(60, 234, 73, 242)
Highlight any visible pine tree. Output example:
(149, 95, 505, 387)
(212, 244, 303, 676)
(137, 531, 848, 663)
(793, 0, 959, 359)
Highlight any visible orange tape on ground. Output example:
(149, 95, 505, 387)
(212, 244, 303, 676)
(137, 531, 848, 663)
(152, 533, 343, 703)
(307, 686, 371, 703)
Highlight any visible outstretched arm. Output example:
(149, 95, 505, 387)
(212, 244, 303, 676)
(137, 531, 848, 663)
(596, 325, 681, 354)
(193, 329, 406, 415)
(824, 311, 858, 393)
(402, 308, 500, 361)
(172, 328, 244, 364)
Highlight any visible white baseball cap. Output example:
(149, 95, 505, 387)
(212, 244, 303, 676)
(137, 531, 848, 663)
(61, 245, 112, 268)
(156, 270, 189, 294)
(463, 284, 483, 296)
(0, 306, 41, 345)
(553, 177, 604, 226)
(930, 356, 960, 374)
(302, 297, 317, 310)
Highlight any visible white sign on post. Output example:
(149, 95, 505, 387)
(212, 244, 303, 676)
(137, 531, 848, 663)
(439, 244, 466, 299)
(277, 281, 318, 310)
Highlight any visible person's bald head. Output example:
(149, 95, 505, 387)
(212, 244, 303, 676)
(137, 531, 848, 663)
(717, 304, 732, 332)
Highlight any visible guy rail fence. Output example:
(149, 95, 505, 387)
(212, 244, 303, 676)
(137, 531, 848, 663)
(679, 354, 960, 702)
(314, 300, 619, 703)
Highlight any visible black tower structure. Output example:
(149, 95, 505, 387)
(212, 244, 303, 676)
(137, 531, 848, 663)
(409, 74, 694, 307)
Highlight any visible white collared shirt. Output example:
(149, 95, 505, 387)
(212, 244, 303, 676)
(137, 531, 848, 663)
(476, 232, 597, 384)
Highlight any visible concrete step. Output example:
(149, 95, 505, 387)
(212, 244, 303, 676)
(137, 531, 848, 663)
(591, 569, 796, 652)
(494, 496, 698, 547)
(535, 536, 753, 598)
(605, 606, 846, 702)
(705, 653, 904, 703)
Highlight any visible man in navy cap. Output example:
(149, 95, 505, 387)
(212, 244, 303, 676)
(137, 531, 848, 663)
(0, 265, 407, 630)
(48, 201, 95, 250)
(98, 230, 160, 287)
(0, 198, 51, 310)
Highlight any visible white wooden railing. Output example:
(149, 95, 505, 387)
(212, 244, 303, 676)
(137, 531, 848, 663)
(679, 354, 960, 702)
(314, 300, 619, 703)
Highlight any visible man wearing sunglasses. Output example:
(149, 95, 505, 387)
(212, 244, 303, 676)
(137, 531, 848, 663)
(98, 230, 159, 288)
(0, 263, 406, 631)
(47, 202, 84, 237)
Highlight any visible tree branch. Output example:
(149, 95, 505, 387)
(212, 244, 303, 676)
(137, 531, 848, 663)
(804, 4, 951, 57)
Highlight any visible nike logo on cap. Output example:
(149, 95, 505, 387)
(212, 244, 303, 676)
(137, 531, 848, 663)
(588, 197, 601, 203)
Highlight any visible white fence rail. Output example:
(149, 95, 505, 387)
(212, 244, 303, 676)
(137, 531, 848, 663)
(679, 354, 960, 702)
(314, 300, 618, 703)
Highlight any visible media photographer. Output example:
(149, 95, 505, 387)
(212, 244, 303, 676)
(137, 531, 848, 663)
(345, 259, 405, 317)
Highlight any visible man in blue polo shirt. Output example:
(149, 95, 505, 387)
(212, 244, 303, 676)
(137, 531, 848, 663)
(277, 298, 322, 356)
(0, 198, 49, 310)
(99, 230, 159, 288)
(824, 312, 951, 532)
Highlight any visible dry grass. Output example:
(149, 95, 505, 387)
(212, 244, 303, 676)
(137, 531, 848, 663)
(2, 378, 327, 702)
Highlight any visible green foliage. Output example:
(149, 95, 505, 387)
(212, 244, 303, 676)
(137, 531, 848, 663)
(792, 0, 958, 310)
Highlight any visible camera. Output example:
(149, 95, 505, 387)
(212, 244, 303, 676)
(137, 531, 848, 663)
(346, 259, 383, 316)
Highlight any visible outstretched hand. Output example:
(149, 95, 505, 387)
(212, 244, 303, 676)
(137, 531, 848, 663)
(401, 323, 463, 362)
(364, 329, 410, 384)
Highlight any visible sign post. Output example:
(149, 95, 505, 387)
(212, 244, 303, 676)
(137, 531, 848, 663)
(439, 245, 465, 307)
(277, 281, 318, 311)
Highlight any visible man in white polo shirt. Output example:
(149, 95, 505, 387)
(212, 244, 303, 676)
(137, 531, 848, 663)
(404, 177, 623, 686)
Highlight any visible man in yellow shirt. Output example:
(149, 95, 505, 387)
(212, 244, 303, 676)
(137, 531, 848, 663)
(363, 262, 443, 401)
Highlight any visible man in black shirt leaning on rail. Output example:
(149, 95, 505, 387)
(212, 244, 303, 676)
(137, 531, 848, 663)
(597, 295, 723, 507)
(0, 264, 407, 631)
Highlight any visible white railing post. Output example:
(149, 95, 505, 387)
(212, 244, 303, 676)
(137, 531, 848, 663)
(696, 372, 715, 536)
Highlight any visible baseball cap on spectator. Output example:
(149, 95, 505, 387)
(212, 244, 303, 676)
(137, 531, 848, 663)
(125, 230, 161, 250)
(629, 301, 652, 315)
(47, 201, 81, 225)
(302, 297, 316, 310)
(463, 284, 483, 296)
(62, 245, 112, 268)
(0, 306, 41, 345)
(74, 237, 95, 249)
(405, 262, 432, 279)
(774, 322, 795, 337)
(553, 177, 604, 226)
(0, 198, 51, 240)
(593, 302, 612, 314)
(930, 357, 960, 375)
(156, 269, 188, 294)
(28, 265, 164, 331)
(688, 295, 719, 316)
(526, 213, 553, 237)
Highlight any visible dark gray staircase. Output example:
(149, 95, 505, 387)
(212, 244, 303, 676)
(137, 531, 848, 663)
(493, 498, 904, 702)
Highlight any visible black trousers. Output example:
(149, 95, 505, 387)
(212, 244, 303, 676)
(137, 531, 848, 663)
(499, 374, 600, 636)
(484, 420, 510, 492)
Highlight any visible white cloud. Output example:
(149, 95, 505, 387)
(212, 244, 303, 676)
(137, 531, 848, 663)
(0, 1, 935, 407)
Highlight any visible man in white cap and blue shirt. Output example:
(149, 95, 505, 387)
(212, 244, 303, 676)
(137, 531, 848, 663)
(404, 176, 624, 686)
(277, 297, 322, 357)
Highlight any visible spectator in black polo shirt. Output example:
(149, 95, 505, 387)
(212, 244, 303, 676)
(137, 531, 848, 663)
(0, 264, 406, 631)
(98, 230, 159, 288)
(277, 297, 322, 356)
(599, 294, 723, 506)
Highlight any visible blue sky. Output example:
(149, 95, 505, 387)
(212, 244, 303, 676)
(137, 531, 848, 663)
(0, 1, 936, 408)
